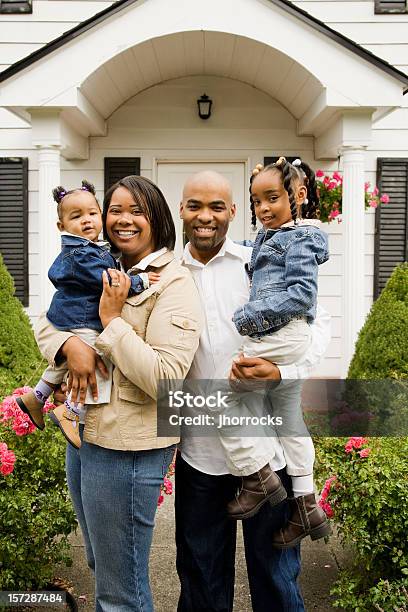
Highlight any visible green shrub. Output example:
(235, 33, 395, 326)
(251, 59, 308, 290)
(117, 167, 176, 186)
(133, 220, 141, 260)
(0, 257, 76, 589)
(348, 263, 408, 380)
(315, 437, 408, 611)
(315, 264, 408, 611)
(0, 254, 46, 394)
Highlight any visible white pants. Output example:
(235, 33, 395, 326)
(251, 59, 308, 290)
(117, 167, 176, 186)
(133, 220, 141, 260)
(219, 319, 315, 477)
(41, 328, 113, 405)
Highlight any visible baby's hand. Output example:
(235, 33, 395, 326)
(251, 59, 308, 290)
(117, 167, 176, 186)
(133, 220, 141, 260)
(148, 272, 161, 285)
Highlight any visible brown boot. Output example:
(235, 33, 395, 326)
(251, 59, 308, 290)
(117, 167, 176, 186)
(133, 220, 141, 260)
(227, 464, 287, 520)
(15, 392, 45, 430)
(49, 404, 81, 449)
(271, 493, 332, 548)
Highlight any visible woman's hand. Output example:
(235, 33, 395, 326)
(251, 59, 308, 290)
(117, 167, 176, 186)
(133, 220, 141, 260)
(60, 336, 109, 406)
(100, 269, 131, 328)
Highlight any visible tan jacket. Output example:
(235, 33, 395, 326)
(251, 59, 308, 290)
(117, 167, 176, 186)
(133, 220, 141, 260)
(35, 250, 203, 451)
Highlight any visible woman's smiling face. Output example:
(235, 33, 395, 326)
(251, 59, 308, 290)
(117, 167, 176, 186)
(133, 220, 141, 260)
(105, 186, 154, 268)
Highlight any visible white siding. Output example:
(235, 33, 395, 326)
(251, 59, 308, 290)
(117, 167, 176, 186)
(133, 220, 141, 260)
(0, 0, 114, 71)
(294, 0, 408, 73)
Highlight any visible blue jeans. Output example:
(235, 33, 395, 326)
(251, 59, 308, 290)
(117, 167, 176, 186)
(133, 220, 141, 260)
(66, 426, 175, 612)
(175, 454, 305, 612)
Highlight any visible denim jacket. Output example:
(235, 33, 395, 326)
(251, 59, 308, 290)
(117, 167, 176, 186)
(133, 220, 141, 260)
(233, 222, 329, 337)
(47, 234, 146, 332)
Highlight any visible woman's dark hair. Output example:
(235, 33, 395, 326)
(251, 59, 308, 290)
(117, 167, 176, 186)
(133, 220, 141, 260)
(249, 158, 319, 228)
(52, 180, 98, 220)
(102, 175, 176, 251)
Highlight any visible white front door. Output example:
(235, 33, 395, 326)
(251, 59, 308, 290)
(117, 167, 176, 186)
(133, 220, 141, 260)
(156, 162, 247, 256)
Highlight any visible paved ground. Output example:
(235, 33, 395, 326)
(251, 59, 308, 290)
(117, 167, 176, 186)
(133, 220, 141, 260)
(54, 495, 348, 611)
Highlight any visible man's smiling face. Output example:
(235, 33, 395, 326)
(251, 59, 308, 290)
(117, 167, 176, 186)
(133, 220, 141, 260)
(180, 171, 236, 264)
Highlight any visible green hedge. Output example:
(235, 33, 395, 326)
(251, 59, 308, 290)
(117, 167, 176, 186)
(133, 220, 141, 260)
(0, 256, 76, 589)
(315, 264, 408, 611)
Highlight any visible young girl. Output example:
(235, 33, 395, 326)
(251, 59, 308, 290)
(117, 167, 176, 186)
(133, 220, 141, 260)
(16, 180, 159, 449)
(220, 157, 331, 547)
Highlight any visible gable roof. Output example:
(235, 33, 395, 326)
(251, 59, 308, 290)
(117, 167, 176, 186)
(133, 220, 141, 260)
(0, 0, 407, 91)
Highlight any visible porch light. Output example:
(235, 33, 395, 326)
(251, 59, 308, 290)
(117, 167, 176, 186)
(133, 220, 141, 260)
(197, 94, 212, 120)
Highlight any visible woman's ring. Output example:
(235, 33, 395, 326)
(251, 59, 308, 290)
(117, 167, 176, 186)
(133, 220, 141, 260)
(111, 281, 120, 287)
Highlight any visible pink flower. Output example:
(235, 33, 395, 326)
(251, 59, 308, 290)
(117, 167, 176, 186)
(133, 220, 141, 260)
(332, 171, 342, 182)
(0, 390, 37, 435)
(0, 443, 16, 476)
(358, 448, 371, 458)
(157, 494, 164, 507)
(328, 210, 340, 220)
(372, 186, 379, 196)
(369, 200, 378, 208)
(323, 176, 331, 187)
(12, 412, 36, 436)
(364, 181, 370, 192)
(319, 500, 334, 518)
(380, 194, 390, 204)
(163, 477, 173, 495)
(43, 399, 56, 414)
(320, 476, 337, 502)
(328, 181, 338, 191)
(316, 169, 324, 178)
(344, 437, 368, 453)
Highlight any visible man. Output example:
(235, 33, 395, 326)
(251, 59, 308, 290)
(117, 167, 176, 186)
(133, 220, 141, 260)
(175, 171, 331, 612)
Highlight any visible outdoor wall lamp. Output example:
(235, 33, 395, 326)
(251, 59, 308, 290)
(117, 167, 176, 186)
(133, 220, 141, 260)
(197, 94, 212, 120)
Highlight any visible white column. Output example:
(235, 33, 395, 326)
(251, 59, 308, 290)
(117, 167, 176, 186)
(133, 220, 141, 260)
(37, 145, 61, 313)
(340, 146, 366, 378)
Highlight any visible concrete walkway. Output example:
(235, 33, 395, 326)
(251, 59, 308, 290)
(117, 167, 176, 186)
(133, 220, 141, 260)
(55, 496, 346, 611)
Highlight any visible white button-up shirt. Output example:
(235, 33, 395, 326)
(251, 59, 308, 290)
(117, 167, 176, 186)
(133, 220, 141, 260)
(180, 237, 331, 475)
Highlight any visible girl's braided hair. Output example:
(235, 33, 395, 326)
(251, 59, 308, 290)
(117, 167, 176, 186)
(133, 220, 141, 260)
(52, 180, 98, 219)
(250, 158, 319, 229)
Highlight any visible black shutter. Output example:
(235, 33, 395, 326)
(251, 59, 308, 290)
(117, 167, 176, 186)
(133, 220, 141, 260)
(0, 158, 29, 306)
(104, 158, 141, 193)
(374, 158, 408, 298)
(264, 156, 300, 166)
(375, 1, 407, 13)
(0, 0, 32, 13)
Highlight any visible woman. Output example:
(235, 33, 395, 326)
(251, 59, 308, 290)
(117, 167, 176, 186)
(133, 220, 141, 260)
(35, 176, 203, 611)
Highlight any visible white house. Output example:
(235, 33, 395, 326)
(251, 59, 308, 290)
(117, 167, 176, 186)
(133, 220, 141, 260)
(0, 0, 407, 378)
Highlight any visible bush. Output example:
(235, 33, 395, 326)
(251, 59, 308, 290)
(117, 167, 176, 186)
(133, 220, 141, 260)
(0, 257, 76, 590)
(348, 263, 408, 380)
(0, 255, 46, 394)
(315, 264, 408, 611)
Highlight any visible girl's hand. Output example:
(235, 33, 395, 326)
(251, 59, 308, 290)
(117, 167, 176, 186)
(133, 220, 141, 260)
(100, 269, 131, 328)
(60, 336, 109, 406)
(148, 271, 161, 285)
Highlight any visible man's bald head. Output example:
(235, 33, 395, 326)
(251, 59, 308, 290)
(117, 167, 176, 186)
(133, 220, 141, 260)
(180, 170, 236, 264)
(182, 171, 233, 204)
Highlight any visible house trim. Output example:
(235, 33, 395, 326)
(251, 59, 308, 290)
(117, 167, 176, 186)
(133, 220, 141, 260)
(0, 0, 407, 91)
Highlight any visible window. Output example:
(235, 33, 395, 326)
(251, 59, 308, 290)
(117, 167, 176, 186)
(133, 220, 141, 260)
(104, 158, 141, 193)
(0, 158, 29, 306)
(375, 1, 407, 14)
(374, 158, 408, 297)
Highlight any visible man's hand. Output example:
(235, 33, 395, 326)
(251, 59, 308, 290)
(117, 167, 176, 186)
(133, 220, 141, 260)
(230, 354, 281, 381)
(61, 336, 109, 407)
